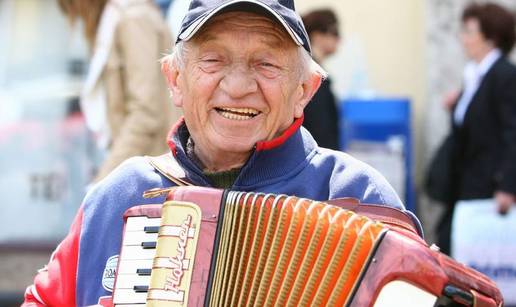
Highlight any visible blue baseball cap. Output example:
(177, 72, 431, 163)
(176, 0, 312, 54)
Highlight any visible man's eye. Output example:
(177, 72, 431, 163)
(198, 57, 224, 72)
(259, 62, 276, 68)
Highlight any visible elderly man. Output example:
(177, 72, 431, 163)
(23, 0, 415, 305)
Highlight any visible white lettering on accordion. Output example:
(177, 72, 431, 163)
(164, 214, 193, 295)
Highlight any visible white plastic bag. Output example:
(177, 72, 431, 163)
(452, 199, 516, 304)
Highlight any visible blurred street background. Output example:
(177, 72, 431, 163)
(1, 0, 515, 305)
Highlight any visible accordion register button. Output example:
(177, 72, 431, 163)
(141, 241, 157, 249)
(133, 285, 149, 293)
(144, 226, 160, 233)
(136, 268, 152, 276)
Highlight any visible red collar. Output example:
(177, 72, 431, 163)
(255, 116, 304, 151)
(167, 116, 185, 156)
(167, 116, 304, 155)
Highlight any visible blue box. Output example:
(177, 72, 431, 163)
(340, 97, 415, 212)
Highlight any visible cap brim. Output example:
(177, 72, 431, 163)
(178, 0, 304, 47)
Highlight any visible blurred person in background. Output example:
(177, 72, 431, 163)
(301, 9, 341, 150)
(437, 2, 516, 255)
(58, 0, 182, 181)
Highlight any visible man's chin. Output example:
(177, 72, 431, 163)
(213, 137, 257, 153)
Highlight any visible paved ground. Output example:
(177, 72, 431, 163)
(0, 250, 53, 305)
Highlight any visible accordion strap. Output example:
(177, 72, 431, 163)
(146, 153, 193, 187)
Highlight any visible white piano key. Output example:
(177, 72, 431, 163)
(117, 259, 153, 275)
(114, 273, 151, 289)
(120, 245, 157, 260)
(125, 217, 161, 231)
(122, 231, 158, 246)
(113, 288, 148, 305)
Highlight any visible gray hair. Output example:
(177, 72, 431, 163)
(164, 41, 327, 82)
(297, 46, 328, 82)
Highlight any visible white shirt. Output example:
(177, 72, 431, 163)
(453, 49, 502, 125)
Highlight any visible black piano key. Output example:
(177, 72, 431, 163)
(141, 241, 156, 249)
(144, 226, 159, 233)
(133, 285, 149, 293)
(136, 268, 152, 276)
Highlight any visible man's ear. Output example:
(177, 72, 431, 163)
(161, 56, 183, 107)
(294, 73, 322, 118)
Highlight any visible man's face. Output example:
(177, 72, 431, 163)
(170, 12, 313, 165)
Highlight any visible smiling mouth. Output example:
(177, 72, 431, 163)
(215, 107, 261, 120)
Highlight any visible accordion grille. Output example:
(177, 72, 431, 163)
(208, 191, 386, 307)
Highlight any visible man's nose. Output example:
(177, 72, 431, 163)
(219, 64, 258, 98)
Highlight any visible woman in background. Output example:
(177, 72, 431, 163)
(58, 0, 181, 181)
(438, 2, 516, 254)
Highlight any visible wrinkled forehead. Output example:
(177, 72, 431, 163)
(191, 11, 294, 49)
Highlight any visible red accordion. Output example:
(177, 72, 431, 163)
(107, 186, 503, 307)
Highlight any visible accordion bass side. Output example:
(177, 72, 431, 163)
(108, 186, 503, 307)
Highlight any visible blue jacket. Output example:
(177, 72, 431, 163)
(23, 118, 416, 306)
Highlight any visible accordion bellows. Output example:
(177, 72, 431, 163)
(154, 192, 383, 307)
(111, 186, 503, 307)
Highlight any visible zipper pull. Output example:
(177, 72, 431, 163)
(142, 187, 176, 199)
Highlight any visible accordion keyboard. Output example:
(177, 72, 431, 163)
(113, 215, 161, 305)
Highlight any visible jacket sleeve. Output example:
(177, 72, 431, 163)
(22, 208, 83, 306)
(496, 67, 516, 194)
(96, 8, 173, 180)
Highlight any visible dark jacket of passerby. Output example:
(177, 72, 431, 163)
(303, 78, 340, 150)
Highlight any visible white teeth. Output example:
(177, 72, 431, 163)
(219, 107, 259, 115)
(218, 111, 254, 120)
(216, 106, 261, 120)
